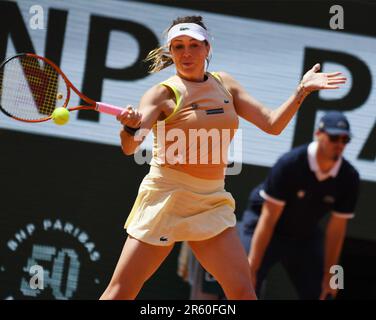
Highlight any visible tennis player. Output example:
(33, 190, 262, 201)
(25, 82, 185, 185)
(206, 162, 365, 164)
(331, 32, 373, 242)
(100, 16, 347, 300)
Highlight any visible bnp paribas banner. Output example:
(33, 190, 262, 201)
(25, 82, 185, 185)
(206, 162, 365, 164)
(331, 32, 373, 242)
(0, 0, 375, 181)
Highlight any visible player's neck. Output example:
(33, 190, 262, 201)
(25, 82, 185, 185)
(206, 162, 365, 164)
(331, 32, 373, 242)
(176, 69, 207, 82)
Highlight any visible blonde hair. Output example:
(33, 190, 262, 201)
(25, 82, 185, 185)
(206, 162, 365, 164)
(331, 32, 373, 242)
(145, 44, 173, 73)
(145, 16, 209, 74)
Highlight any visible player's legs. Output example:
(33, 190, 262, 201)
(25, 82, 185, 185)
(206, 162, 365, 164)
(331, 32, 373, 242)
(189, 254, 224, 300)
(100, 235, 174, 300)
(188, 227, 257, 300)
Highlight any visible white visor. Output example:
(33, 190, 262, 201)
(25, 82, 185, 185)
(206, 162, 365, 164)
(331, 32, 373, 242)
(167, 23, 209, 44)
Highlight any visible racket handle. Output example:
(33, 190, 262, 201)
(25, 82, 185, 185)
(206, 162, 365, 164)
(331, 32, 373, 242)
(95, 102, 124, 116)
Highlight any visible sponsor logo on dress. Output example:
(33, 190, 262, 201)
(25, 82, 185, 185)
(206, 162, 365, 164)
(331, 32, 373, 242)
(206, 108, 224, 115)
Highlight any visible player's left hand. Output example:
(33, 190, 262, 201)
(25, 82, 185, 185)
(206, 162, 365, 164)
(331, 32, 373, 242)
(301, 63, 347, 93)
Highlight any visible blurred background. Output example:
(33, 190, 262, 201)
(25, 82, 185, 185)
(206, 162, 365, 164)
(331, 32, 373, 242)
(0, 0, 375, 299)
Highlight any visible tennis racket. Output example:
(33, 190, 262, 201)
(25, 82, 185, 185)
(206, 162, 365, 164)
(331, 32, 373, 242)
(0, 53, 126, 123)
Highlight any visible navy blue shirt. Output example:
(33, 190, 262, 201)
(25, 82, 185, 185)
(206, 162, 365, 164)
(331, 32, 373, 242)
(249, 144, 360, 239)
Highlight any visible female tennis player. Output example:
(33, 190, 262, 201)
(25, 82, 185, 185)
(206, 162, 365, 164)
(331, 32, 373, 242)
(100, 16, 346, 300)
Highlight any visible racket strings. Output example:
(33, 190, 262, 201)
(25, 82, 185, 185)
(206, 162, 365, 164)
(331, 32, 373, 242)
(0, 55, 68, 121)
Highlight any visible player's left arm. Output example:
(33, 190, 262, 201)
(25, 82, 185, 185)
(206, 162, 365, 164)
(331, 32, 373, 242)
(218, 65, 346, 135)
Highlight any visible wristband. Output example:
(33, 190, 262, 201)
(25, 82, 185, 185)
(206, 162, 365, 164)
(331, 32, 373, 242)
(123, 125, 140, 136)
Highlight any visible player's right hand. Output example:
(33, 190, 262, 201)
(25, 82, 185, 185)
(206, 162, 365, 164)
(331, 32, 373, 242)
(117, 105, 142, 128)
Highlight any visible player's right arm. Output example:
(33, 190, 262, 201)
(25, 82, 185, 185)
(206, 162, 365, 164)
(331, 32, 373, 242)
(117, 84, 175, 155)
(248, 200, 284, 287)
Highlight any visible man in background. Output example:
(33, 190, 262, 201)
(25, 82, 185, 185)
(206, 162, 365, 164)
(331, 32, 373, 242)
(240, 111, 360, 299)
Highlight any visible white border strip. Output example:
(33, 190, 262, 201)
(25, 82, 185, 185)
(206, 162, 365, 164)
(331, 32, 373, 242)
(332, 211, 355, 219)
(259, 190, 286, 206)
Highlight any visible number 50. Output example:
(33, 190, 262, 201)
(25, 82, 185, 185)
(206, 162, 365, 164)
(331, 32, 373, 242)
(20, 244, 80, 299)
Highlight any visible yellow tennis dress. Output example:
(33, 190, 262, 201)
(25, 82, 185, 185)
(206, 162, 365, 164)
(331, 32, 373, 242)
(125, 72, 239, 246)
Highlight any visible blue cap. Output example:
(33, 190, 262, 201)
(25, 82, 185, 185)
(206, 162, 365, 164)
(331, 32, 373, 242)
(318, 111, 351, 136)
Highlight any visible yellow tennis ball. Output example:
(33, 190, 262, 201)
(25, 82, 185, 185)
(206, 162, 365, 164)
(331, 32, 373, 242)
(52, 107, 70, 125)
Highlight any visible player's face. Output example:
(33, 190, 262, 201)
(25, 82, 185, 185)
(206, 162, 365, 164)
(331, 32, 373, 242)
(170, 36, 210, 81)
(317, 131, 350, 161)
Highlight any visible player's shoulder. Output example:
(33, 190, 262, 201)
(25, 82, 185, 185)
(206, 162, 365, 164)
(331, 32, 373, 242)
(160, 74, 180, 85)
(137, 83, 176, 115)
(142, 82, 174, 104)
(214, 71, 235, 83)
(213, 72, 241, 95)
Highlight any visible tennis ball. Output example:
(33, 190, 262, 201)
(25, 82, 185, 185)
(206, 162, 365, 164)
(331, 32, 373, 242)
(52, 107, 70, 125)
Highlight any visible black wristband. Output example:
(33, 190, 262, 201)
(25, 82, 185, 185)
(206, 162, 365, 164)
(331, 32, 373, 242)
(123, 125, 140, 136)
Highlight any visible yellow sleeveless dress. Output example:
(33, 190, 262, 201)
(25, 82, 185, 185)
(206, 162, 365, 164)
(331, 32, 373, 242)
(125, 72, 239, 246)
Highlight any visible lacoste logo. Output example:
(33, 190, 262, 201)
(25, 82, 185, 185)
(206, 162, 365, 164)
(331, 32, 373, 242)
(160, 236, 168, 242)
(224, 99, 229, 104)
(180, 27, 189, 31)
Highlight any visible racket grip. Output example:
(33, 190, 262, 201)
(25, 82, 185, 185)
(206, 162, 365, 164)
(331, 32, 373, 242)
(95, 102, 124, 116)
